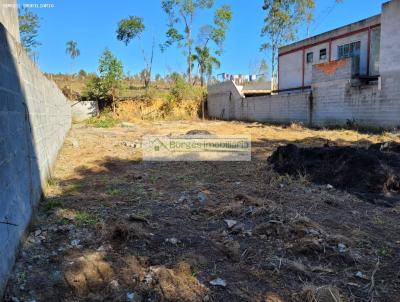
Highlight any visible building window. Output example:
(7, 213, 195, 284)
(338, 41, 361, 59)
(306, 52, 313, 63)
(319, 48, 327, 60)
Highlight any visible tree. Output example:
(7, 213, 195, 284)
(191, 46, 220, 87)
(261, 0, 343, 88)
(116, 16, 154, 89)
(65, 40, 80, 73)
(18, 7, 41, 55)
(161, 0, 232, 84)
(86, 49, 124, 112)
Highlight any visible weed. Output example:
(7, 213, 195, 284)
(106, 187, 122, 196)
(44, 199, 64, 211)
(46, 177, 59, 186)
(86, 118, 116, 128)
(68, 183, 83, 192)
(75, 212, 99, 226)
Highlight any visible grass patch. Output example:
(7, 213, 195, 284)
(67, 183, 83, 192)
(44, 199, 64, 211)
(75, 212, 99, 226)
(46, 177, 60, 187)
(106, 187, 122, 196)
(86, 118, 116, 128)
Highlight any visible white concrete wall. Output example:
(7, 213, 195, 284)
(242, 92, 310, 124)
(278, 51, 303, 90)
(303, 42, 330, 86)
(380, 0, 400, 84)
(0, 4, 71, 295)
(70, 100, 99, 122)
(208, 81, 244, 120)
(0, 0, 20, 42)
(208, 81, 310, 124)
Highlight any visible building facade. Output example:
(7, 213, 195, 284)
(278, 14, 381, 90)
(208, 0, 400, 129)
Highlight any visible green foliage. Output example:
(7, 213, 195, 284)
(116, 16, 153, 88)
(86, 117, 116, 128)
(211, 5, 232, 55)
(66, 40, 80, 60)
(78, 69, 87, 77)
(191, 46, 220, 86)
(75, 212, 99, 226)
(44, 199, 64, 211)
(83, 49, 124, 109)
(116, 16, 145, 45)
(98, 49, 124, 96)
(161, 0, 230, 82)
(18, 8, 41, 54)
(261, 0, 315, 83)
(167, 73, 205, 103)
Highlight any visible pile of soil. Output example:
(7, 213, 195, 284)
(268, 143, 400, 201)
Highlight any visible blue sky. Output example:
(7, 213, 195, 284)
(21, 0, 387, 77)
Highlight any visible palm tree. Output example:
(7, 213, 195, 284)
(191, 46, 220, 87)
(65, 40, 80, 73)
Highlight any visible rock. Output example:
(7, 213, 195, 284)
(127, 292, 135, 301)
(34, 229, 42, 237)
(122, 141, 137, 148)
(209, 278, 227, 287)
(326, 184, 334, 190)
(224, 219, 237, 229)
(197, 192, 207, 203)
(11, 297, 20, 302)
(355, 271, 368, 280)
(71, 239, 82, 248)
(110, 279, 119, 289)
(165, 238, 179, 245)
(121, 122, 137, 129)
(338, 243, 347, 253)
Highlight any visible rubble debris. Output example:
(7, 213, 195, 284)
(209, 278, 227, 287)
(224, 219, 237, 229)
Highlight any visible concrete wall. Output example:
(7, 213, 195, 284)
(0, 0, 20, 42)
(208, 80, 310, 124)
(278, 51, 303, 90)
(380, 0, 400, 87)
(0, 2, 71, 295)
(70, 100, 98, 122)
(208, 57, 400, 129)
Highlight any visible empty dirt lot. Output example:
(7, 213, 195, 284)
(5, 120, 400, 302)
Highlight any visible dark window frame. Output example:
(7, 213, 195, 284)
(319, 48, 327, 60)
(306, 52, 313, 63)
(337, 41, 361, 60)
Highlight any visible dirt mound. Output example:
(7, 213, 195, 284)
(268, 143, 400, 199)
(186, 129, 212, 136)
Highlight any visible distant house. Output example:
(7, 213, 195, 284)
(278, 13, 381, 90)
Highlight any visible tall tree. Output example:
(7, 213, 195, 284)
(191, 46, 220, 87)
(161, 0, 231, 84)
(18, 7, 41, 55)
(116, 16, 154, 88)
(65, 40, 80, 73)
(98, 49, 124, 112)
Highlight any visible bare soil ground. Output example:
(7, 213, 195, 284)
(5, 120, 400, 302)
